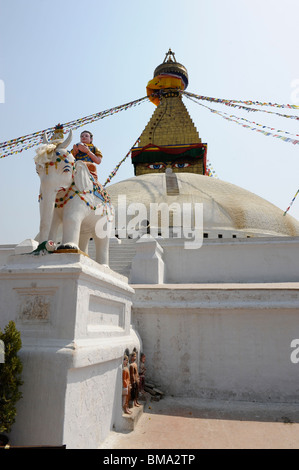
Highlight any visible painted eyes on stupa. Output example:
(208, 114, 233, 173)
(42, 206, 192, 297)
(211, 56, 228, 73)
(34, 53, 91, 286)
(147, 162, 191, 170)
(173, 162, 190, 169)
(148, 164, 165, 170)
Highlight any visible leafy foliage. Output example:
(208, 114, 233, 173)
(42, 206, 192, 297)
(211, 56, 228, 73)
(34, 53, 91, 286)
(0, 321, 23, 434)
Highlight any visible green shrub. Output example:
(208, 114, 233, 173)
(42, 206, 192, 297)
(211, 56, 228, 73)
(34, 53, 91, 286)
(0, 321, 23, 434)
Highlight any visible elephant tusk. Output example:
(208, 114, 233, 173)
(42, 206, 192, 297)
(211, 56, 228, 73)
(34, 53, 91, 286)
(56, 130, 73, 149)
(43, 132, 49, 144)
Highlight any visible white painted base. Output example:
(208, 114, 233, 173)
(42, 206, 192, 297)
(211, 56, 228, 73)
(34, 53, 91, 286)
(132, 283, 299, 403)
(0, 252, 140, 448)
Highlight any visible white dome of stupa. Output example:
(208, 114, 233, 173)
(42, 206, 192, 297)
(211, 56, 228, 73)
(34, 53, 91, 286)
(107, 172, 299, 238)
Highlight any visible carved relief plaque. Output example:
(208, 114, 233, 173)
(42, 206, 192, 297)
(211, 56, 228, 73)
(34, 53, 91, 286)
(14, 287, 57, 323)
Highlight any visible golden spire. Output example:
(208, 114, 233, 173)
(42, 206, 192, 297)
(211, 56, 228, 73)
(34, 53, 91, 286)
(131, 51, 207, 177)
(163, 48, 177, 63)
(153, 49, 189, 90)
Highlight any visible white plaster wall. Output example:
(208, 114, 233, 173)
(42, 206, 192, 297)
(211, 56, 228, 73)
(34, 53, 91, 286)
(13, 344, 72, 446)
(0, 245, 15, 265)
(132, 285, 299, 402)
(159, 236, 299, 283)
(63, 359, 120, 449)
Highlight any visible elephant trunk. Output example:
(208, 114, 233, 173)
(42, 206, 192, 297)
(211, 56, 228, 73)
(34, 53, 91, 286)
(38, 188, 57, 243)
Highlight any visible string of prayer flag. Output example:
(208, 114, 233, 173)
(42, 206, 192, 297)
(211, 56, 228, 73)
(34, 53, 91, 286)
(283, 190, 299, 216)
(184, 94, 299, 146)
(182, 91, 299, 120)
(0, 96, 150, 159)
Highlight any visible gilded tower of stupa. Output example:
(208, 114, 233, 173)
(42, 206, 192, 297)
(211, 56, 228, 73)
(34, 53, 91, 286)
(131, 49, 207, 177)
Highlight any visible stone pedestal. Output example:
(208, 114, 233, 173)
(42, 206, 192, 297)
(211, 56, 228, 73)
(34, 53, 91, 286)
(0, 252, 140, 448)
(130, 235, 164, 284)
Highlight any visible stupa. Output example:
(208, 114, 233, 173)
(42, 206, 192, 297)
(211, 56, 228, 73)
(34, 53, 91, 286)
(100, 53, 299, 404)
(105, 49, 299, 274)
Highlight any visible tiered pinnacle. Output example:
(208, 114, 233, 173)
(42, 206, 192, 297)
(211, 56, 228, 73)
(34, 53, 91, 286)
(131, 50, 207, 177)
(138, 93, 202, 147)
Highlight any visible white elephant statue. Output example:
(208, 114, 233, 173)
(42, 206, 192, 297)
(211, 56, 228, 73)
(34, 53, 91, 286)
(34, 130, 113, 266)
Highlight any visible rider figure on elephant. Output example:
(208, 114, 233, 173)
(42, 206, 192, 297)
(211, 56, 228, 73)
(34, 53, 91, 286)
(71, 130, 102, 182)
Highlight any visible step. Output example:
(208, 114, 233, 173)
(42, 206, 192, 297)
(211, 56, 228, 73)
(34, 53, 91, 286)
(87, 239, 137, 277)
(115, 392, 150, 432)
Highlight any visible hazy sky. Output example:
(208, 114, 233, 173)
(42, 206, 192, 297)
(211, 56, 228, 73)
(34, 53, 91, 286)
(1, 0, 299, 244)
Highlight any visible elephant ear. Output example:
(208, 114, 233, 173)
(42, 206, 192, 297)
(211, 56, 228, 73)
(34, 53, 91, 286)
(74, 161, 94, 192)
